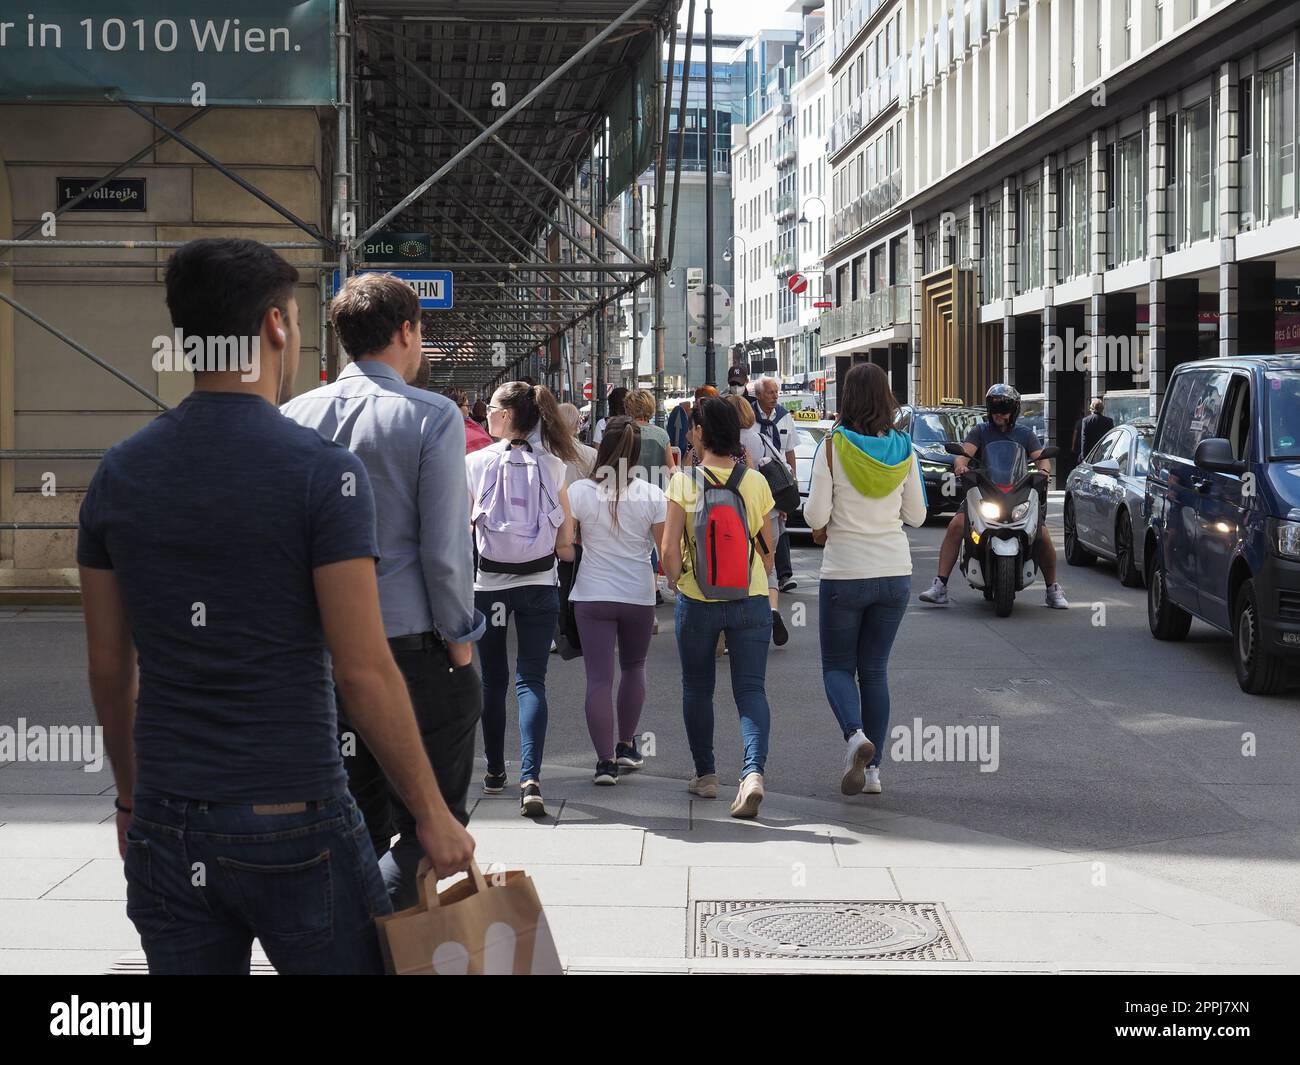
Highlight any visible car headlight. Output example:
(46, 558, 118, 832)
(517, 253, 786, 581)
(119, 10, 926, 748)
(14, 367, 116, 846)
(1011, 501, 1031, 521)
(978, 500, 1002, 520)
(921, 462, 947, 475)
(1276, 519, 1300, 560)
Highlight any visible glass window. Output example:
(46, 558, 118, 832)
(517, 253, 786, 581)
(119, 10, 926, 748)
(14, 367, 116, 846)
(1165, 371, 1229, 459)
(1261, 62, 1296, 222)
(1060, 161, 1088, 279)
(1133, 431, 1153, 476)
(1116, 133, 1145, 263)
(1021, 183, 1042, 290)
(1265, 370, 1300, 458)
(1180, 99, 1214, 244)
(983, 202, 1003, 299)
(1087, 429, 1120, 465)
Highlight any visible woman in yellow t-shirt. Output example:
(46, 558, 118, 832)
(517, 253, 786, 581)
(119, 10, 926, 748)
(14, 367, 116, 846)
(661, 397, 776, 819)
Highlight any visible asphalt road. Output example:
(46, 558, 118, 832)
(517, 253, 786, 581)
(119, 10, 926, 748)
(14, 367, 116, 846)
(3, 497, 1298, 922)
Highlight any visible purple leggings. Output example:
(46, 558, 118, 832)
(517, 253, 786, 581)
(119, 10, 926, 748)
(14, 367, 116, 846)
(573, 600, 656, 761)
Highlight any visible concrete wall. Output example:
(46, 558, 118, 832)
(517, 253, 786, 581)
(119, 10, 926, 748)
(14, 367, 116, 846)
(0, 103, 329, 588)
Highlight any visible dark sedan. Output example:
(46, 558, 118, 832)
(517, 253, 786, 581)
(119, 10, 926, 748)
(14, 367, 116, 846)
(894, 404, 983, 521)
(1063, 419, 1156, 587)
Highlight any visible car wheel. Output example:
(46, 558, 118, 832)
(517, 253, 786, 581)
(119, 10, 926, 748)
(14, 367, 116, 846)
(1147, 544, 1192, 641)
(1063, 497, 1096, 567)
(1115, 509, 1144, 588)
(1233, 579, 1288, 696)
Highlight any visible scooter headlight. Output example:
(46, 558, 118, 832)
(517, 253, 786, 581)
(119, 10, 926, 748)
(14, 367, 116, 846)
(1011, 501, 1031, 521)
(979, 500, 1002, 521)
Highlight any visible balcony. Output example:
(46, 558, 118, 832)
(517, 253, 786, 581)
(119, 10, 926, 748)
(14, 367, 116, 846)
(829, 0, 894, 66)
(774, 191, 797, 223)
(797, 36, 825, 82)
(820, 283, 911, 345)
(828, 169, 901, 249)
(772, 249, 797, 277)
(775, 136, 797, 168)
(827, 58, 902, 158)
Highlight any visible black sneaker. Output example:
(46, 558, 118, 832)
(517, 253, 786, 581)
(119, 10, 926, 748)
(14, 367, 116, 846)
(772, 610, 789, 646)
(616, 742, 644, 770)
(779, 577, 798, 592)
(483, 770, 507, 794)
(520, 781, 546, 818)
(594, 760, 619, 786)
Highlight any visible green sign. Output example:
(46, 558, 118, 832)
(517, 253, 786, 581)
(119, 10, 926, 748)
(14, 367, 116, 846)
(0, 2, 335, 106)
(360, 232, 434, 263)
(607, 44, 660, 198)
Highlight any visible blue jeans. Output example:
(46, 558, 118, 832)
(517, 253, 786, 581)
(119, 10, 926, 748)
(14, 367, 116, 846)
(819, 576, 910, 767)
(124, 793, 391, 974)
(476, 584, 559, 783)
(675, 593, 772, 778)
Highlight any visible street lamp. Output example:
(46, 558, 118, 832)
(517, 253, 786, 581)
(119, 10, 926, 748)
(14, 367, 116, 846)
(722, 233, 747, 353)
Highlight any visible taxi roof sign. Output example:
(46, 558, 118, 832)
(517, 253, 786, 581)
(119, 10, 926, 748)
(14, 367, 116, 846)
(938, 397, 966, 405)
(793, 409, 823, 421)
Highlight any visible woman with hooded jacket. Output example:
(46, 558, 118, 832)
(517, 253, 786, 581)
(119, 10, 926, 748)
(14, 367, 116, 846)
(804, 363, 926, 799)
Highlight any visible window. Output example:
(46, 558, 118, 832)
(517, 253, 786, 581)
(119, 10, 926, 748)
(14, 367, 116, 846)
(1223, 374, 1252, 462)
(1164, 370, 1229, 459)
(1060, 161, 1088, 279)
(1115, 133, 1145, 263)
(982, 202, 1003, 300)
(1020, 183, 1042, 289)
(1087, 429, 1122, 465)
(1261, 62, 1296, 222)
(1177, 99, 1214, 245)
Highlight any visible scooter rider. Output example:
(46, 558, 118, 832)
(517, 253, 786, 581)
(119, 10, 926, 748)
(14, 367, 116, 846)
(919, 384, 1069, 609)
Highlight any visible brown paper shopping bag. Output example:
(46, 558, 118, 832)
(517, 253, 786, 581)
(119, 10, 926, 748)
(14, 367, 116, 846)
(375, 860, 563, 975)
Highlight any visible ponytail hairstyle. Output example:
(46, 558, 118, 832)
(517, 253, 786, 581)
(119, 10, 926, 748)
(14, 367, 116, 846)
(491, 380, 579, 463)
(587, 415, 642, 529)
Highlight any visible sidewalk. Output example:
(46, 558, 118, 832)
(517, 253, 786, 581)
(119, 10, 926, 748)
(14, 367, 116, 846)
(3, 758, 1298, 974)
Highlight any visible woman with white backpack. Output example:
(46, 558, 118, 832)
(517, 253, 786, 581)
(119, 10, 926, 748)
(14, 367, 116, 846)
(466, 382, 577, 818)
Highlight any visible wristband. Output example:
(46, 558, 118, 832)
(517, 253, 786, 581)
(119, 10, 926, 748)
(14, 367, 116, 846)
(114, 797, 133, 815)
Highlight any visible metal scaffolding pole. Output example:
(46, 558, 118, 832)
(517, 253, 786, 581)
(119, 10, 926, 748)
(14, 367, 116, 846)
(703, 2, 716, 388)
(666, 0, 696, 269)
(356, 0, 657, 248)
(653, 9, 678, 422)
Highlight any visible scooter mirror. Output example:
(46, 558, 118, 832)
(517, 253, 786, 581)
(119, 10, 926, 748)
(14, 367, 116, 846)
(1037, 445, 1060, 460)
(942, 441, 966, 456)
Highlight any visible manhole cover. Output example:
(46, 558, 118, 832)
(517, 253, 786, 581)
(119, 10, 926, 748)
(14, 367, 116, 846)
(694, 901, 964, 961)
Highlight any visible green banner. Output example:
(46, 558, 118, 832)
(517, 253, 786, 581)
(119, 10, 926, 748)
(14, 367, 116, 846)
(0, 1, 335, 106)
(607, 44, 660, 198)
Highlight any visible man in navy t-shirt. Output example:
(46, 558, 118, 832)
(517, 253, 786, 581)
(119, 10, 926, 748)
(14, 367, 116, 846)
(77, 238, 474, 974)
(918, 384, 1069, 609)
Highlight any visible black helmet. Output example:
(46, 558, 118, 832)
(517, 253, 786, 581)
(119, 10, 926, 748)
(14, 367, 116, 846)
(985, 383, 1021, 426)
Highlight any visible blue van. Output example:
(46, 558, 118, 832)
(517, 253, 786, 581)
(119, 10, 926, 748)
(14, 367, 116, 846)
(1143, 355, 1300, 695)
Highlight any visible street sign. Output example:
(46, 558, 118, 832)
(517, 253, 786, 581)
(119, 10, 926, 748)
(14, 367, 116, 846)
(788, 272, 809, 295)
(332, 269, 454, 310)
(582, 380, 594, 400)
(686, 283, 732, 327)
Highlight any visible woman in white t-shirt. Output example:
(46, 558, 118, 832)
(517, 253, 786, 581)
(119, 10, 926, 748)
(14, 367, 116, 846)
(466, 381, 577, 819)
(567, 416, 667, 786)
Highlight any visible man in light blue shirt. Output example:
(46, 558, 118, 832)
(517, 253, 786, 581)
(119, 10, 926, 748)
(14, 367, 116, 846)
(282, 272, 485, 907)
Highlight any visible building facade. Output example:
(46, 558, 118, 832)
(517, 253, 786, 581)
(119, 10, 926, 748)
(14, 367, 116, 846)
(822, 0, 1300, 483)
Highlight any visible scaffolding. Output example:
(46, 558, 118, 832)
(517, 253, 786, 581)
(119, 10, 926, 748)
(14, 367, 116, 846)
(0, 0, 695, 542)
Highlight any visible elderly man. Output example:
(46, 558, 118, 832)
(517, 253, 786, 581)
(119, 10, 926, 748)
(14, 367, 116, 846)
(751, 377, 798, 592)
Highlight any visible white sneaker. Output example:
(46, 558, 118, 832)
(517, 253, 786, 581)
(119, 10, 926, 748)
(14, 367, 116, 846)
(688, 773, 719, 799)
(1045, 583, 1070, 609)
(861, 766, 881, 795)
(840, 730, 876, 796)
(919, 577, 950, 605)
(730, 772, 765, 819)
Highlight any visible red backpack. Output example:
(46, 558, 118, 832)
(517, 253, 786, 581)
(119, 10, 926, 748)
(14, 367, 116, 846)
(687, 466, 760, 600)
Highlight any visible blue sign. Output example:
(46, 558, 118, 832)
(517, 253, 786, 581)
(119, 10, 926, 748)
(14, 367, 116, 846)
(333, 269, 454, 311)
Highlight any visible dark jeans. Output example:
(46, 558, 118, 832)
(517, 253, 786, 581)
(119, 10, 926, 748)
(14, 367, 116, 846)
(124, 793, 390, 975)
(675, 593, 772, 778)
(774, 529, 793, 582)
(818, 575, 910, 767)
(476, 584, 559, 783)
(338, 637, 483, 909)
